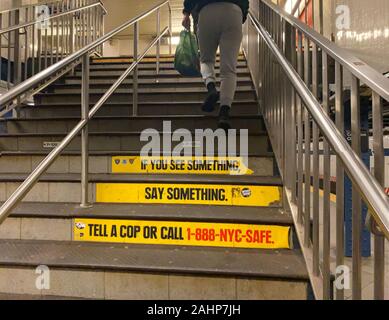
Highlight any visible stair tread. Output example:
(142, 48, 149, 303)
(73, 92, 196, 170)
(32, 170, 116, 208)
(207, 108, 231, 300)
(0, 131, 268, 137)
(0, 173, 282, 185)
(0, 150, 274, 157)
(1, 114, 263, 122)
(7, 202, 291, 225)
(37, 86, 255, 94)
(0, 239, 308, 280)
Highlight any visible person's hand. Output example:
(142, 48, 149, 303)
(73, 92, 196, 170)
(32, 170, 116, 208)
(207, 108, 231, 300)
(182, 13, 191, 31)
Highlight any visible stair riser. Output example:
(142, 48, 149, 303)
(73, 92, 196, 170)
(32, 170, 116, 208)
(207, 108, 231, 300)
(4, 118, 265, 134)
(19, 103, 260, 118)
(0, 135, 269, 153)
(53, 81, 253, 91)
(0, 156, 274, 176)
(35, 91, 256, 104)
(62, 76, 252, 86)
(75, 61, 247, 71)
(0, 217, 291, 246)
(0, 182, 282, 205)
(0, 265, 308, 300)
(71, 68, 250, 78)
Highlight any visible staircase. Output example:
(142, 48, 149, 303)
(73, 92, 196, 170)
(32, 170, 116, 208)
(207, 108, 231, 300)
(0, 54, 310, 300)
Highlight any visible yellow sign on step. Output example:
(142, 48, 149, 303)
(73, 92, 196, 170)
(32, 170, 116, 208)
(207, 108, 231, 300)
(73, 219, 291, 249)
(111, 156, 253, 175)
(96, 183, 281, 207)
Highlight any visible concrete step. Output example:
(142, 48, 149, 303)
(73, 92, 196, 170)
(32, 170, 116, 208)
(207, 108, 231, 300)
(0, 131, 270, 153)
(0, 203, 292, 243)
(19, 101, 261, 118)
(34, 87, 256, 104)
(1, 115, 265, 134)
(90, 54, 246, 64)
(0, 154, 275, 176)
(58, 76, 253, 88)
(0, 239, 309, 299)
(0, 173, 282, 204)
(69, 67, 251, 79)
(75, 61, 248, 72)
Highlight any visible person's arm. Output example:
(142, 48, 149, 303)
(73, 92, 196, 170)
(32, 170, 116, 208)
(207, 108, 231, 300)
(182, 0, 194, 30)
(241, 0, 249, 22)
(183, 0, 196, 15)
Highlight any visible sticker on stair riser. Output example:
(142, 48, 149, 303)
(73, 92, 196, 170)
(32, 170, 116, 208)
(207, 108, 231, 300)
(96, 184, 281, 207)
(73, 219, 291, 249)
(111, 156, 253, 175)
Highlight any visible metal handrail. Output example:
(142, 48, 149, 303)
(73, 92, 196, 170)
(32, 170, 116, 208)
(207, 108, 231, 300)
(0, 0, 171, 224)
(262, 0, 389, 102)
(0, 0, 107, 115)
(245, 0, 389, 300)
(0, 0, 65, 15)
(0, 1, 106, 36)
(0, 0, 169, 108)
(248, 12, 389, 238)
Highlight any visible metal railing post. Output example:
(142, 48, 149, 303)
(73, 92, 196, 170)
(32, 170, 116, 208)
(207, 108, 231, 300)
(80, 53, 91, 208)
(168, 3, 172, 55)
(156, 7, 160, 75)
(133, 21, 139, 116)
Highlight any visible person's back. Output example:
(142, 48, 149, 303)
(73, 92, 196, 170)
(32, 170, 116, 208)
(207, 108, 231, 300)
(182, 0, 249, 130)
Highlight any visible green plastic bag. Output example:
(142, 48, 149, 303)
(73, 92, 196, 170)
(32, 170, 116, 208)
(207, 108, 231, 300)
(174, 30, 201, 77)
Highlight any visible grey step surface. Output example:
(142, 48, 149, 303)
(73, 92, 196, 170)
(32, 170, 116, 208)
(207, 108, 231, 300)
(0, 239, 308, 280)
(69, 68, 251, 78)
(1, 115, 265, 134)
(0, 154, 275, 176)
(56, 77, 253, 89)
(6, 202, 292, 225)
(0, 131, 270, 153)
(19, 101, 261, 117)
(35, 87, 256, 104)
(74, 60, 247, 71)
(0, 173, 282, 186)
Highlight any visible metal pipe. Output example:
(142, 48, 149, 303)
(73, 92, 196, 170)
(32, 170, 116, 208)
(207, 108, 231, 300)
(0, 0, 169, 108)
(248, 12, 389, 239)
(372, 91, 385, 300)
(80, 53, 90, 208)
(156, 8, 160, 75)
(260, 0, 389, 102)
(0, 26, 169, 226)
(0, 2, 104, 36)
(133, 21, 139, 116)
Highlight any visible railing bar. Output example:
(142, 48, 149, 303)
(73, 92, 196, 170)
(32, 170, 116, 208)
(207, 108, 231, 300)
(312, 41, 320, 276)
(0, 0, 166, 108)
(0, 27, 168, 225)
(290, 26, 297, 202)
(303, 35, 311, 247)
(297, 31, 303, 225)
(322, 50, 331, 300)
(260, 0, 389, 102)
(0, 2, 103, 36)
(351, 75, 362, 300)
(372, 91, 385, 300)
(335, 61, 345, 300)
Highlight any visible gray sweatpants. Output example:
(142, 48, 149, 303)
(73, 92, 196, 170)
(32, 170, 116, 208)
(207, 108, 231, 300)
(197, 2, 243, 107)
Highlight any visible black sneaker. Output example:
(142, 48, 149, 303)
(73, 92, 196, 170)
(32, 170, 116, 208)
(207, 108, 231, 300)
(201, 82, 219, 113)
(218, 105, 232, 131)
